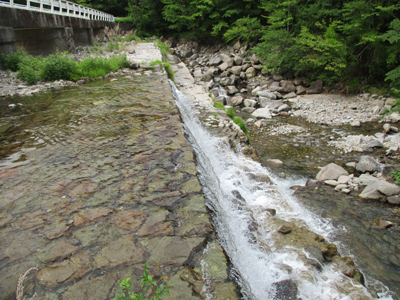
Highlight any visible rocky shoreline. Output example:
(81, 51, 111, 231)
(171, 40, 400, 203)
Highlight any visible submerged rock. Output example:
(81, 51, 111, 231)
(271, 279, 298, 300)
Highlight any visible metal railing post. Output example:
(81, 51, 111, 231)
(10, 0, 14, 7)
(40, 0, 43, 12)
(27, 0, 30, 9)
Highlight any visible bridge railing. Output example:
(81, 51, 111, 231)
(0, 0, 115, 22)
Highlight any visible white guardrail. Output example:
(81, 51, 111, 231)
(0, 0, 114, 22)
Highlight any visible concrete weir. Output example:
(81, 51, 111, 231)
(0, 5, 114, 67)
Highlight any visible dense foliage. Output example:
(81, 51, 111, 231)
(2, 51, 129, 84)
(76, 0, 400, 89)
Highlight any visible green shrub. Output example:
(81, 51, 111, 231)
(124, 33, 142, 42)
(213, 101, 225, 109)
(233, 116, 248, 135)
(163, 62, 175, 83)
(156, 40, 171, 60)
(226, 107, 235, 118)
(112, 262, 170, 300)
(77, 54, 128, 79)
(115, 16, 134, 24)
(16, 55, 42, 84)
(17, 64, 39, 84)
(1, 51, 27, 72)
(108, 40, 120, 51)
(392, 170, 400, 185)
(40, 52, 78, 81)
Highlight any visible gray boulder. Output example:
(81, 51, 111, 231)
(356, 156, 380, 173)
(234, 56, 243, 65)
(228, 95, 244, 106)
(359, 180, 400, 200)
(283, 92, 297, 99)
(277, 104, 290, 112)
(219, 62, 230, 72)
(244, 99, 257, 107)
(251, 86, 262, 96)
(281, 80, 296, 93)
(178, 45, 193, 58)
(387, 195, 400, 205)
(296, 86, 307, 95)
(231, 66, 242, 75)
(220, 77, 235, 86)
(246, 67, 257, 79)
(209, 56, 223, 66)
(242, 107, 256, 114)
(252, 107, 272, 119)
(201, 72, 213, 82)
(273, 74, 284, 81)
(226, 86, 239, 95)
(306, 79, 323, 94)
(269, 81, 282, 92)
(316, 163, 349, 182)
(257, 91, 277, 100)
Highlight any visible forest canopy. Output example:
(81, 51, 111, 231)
(74, 0, 400, 90)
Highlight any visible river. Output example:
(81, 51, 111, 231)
(0, 44, 399, 299)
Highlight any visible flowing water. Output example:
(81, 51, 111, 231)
(171, 81, 397, 300)
(0, 72, 237, 300)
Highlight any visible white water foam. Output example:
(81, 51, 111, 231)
(171, 82, 393, 300)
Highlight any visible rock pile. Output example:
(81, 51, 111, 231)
(329, 123, 400, 155)
(314, 157, 400, 203)
(173, 41, 323, 118)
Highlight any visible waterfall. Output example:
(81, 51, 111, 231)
(170, 81, 392, 300)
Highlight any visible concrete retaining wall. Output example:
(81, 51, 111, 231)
(0, 6, 114, 68)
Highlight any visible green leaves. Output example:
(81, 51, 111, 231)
(112, 262, 170, 300)
(223, 17, 264, 43)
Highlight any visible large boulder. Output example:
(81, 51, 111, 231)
(356, 156, 380, 173)
(234, 56, 243, 65)
(219, 62, 230, 72)
(252, 107, 272, 119)
(269, 81, 282, 92)
(246, 67, 257, 79)
(244, 99, 257, 107)
(220, 77, 235, 86)
(226, 86, 239, 95)
(257, 91, 277, 100)
(178, 44, 193, 58)
(306, 79, 323, 94)
(227, 95, 244, 106)
(316, 163, 348, 182)
(296, 86, 307, 95)
(209, 55, 223, 66)
(281, 80, 296, 93)
(231, 66, 242, 75)
(359, 181, 400, 200)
